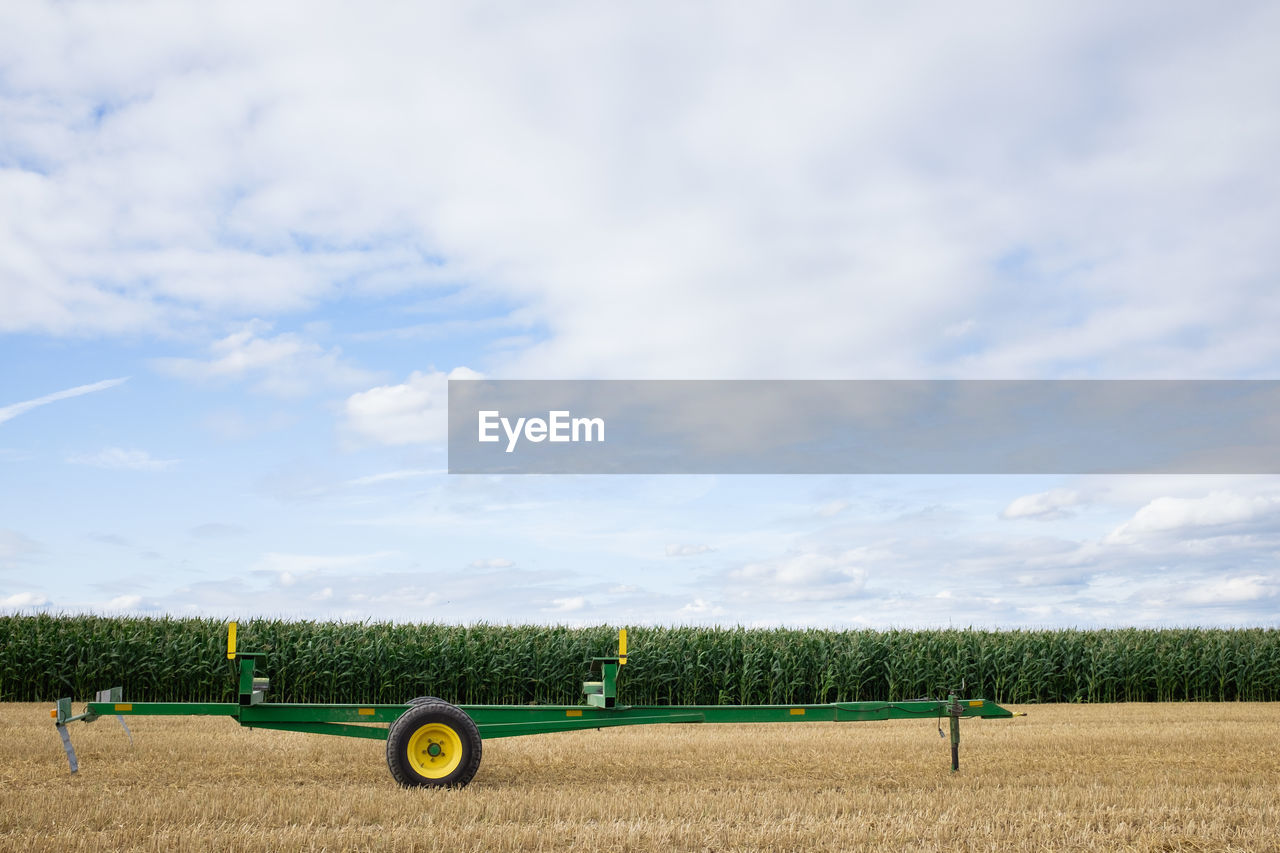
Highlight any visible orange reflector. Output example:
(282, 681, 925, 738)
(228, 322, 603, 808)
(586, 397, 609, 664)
(50, 708, 57, 719)
(790, 708, 805, 715)
(357, 708, 375, 716)
(969, 700, 983, 707)
(566, 710, 583, 717)
(115, 704, 131, 711)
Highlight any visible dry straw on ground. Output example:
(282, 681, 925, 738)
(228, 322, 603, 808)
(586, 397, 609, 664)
(2, 703, 1277, 851)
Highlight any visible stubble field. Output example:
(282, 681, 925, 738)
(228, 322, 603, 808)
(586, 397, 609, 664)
(1, 703, 1277, 852)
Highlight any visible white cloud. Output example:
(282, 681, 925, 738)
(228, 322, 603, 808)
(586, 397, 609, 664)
(189, 522, 248, 539)
(1, 4, 1277, 382)
(342, 367, 481, 445)
(815, 500, 849, 518)
(678, 598, 724, 616)
(0, 377, 128, 425)
(1181, 574, 1276, 605)
(87, 532, 132, 547)
(154, 321, 378, 397)
(254, 550, 399, 586)
(545, 596, 586, 613)
(106, 594, 142, 609)
(728, 550, 868, 602)
(200, 409, 296, 440)
(1001, 488, 1085, 520)
(1107, 491, 1280, 543)
(469, 558, 515, 569)
(347, 469, 442, 487)
(665, 543, 712, 557)
(0, 529, 41, 565)
(67, 447, 178, 471)
(260, 551, 400, 573)
(1, 591, 48, 608)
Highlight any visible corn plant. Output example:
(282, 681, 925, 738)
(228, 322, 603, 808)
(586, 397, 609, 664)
(2, 614, 1278, 704)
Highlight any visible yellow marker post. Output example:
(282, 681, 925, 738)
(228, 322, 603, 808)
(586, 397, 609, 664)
(227, 621, 237, 660)
(618, 628, 627, 665)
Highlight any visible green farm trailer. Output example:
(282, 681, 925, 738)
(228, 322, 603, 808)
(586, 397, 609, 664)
(53, 624, 1021, 787)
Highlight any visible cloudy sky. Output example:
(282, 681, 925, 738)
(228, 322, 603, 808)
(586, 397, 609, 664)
(2, 1, 1278, 627)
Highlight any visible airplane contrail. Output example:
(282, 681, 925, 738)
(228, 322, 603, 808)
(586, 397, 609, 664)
(0, 377, 130, 425)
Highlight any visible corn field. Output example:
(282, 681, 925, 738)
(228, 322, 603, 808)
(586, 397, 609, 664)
(2, 614, 1279, 704)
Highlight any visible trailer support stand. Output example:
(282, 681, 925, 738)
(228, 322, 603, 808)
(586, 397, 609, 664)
(55, 722, 78, 773)
(949, 692, 961, 772)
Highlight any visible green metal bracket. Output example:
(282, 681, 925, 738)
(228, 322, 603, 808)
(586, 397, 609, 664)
(584, 659, 619, 708)
(237, 655, 267, 706)
(583, 630, 627, 708)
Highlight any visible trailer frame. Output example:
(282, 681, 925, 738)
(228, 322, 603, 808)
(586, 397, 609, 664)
(53, 623, 1020, 786)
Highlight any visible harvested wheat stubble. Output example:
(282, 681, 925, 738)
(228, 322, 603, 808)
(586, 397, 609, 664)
(3, 703, 1278, 852)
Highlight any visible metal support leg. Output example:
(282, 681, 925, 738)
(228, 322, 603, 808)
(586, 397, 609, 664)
(56, 723, 79, 773)
(948, 693, 961, 772)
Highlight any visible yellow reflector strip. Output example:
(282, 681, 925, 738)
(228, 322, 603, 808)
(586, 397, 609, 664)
(566, 710, 583, 717)
(227, 621, 237, 660)
(357, 708, 375, 716)
(115, 704, 132, 712)
(969, 700, 983, 707)
(790, 708, 805, 715)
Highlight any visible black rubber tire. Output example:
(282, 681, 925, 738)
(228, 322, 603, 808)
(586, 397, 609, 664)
(386, 700, 482, 788)
(407, 696, 442, 706)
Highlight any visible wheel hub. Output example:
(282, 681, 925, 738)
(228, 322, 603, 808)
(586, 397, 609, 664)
(404, 721, 466, 780)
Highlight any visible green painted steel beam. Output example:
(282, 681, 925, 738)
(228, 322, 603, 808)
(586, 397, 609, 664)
(85, 701, 241, 717)
(84, 698, 1013, 731)
(475, 712, 707, 739)
(244, 721, 390, 740)
(239, 703, 408, 725)
(959, 699, 1013, 719)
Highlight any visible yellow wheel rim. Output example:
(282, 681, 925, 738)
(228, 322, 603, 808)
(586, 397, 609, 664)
(406, 722, 464, 779)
